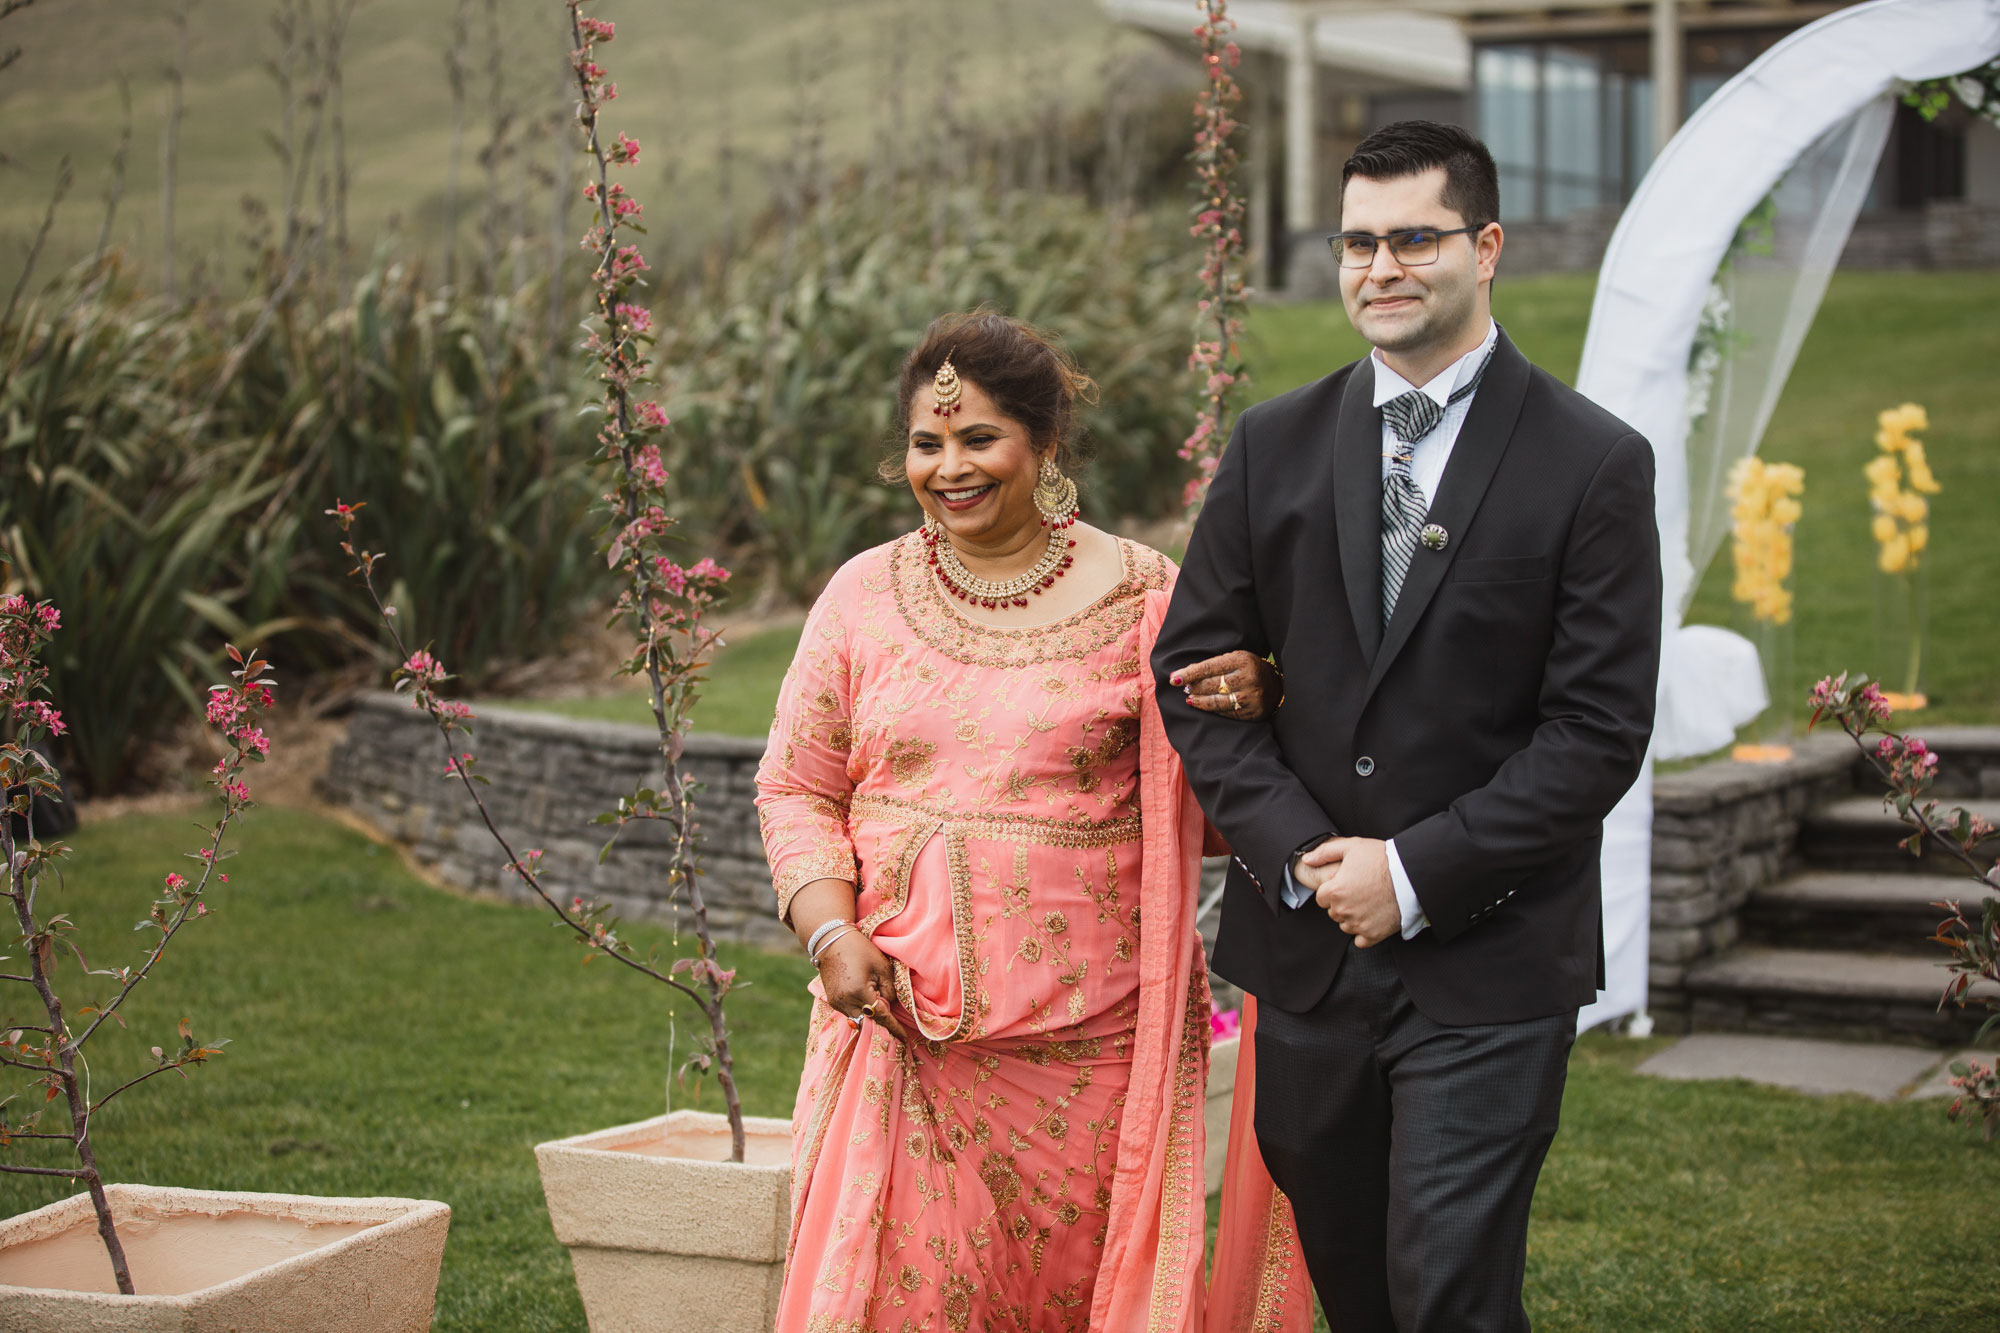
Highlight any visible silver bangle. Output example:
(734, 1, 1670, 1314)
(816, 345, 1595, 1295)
(809, 922, 857, 963)
(804, 918, 853, 958)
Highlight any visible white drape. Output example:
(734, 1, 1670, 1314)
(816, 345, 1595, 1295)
(1573, 0, 2000, 1032)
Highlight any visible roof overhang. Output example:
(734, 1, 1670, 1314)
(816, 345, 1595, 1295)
(1098, 0, 1470, 91)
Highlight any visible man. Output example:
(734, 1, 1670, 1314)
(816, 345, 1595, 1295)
(1153, 121, 1661, 1332)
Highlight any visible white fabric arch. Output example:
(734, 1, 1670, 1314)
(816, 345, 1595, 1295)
(1574, 0, 2000, 1032)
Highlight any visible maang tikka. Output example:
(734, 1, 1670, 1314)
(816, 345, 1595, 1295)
(1033, 453, 1080, 529)
(933, 352, 963, 417)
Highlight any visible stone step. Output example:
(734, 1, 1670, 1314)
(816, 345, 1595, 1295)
(1683, 946, 2000, 1045)
(1798, 796, 2000, 875)
(1742, 871, 1997, 952)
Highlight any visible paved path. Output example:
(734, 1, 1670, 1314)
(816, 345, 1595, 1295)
(1635, 1033, 1988, 1101)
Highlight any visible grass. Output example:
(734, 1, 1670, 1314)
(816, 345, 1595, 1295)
(0, 807, 814, 1331)
(3, 806, 1996, 1328)
(484, 621, 804, 738)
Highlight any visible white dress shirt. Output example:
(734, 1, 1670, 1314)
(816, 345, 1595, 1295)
(1281, 320, 1500, 938)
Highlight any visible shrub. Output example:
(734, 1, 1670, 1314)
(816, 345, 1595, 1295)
(659, 179, 1196, 600)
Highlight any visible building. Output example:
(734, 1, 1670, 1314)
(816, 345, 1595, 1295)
(1100, 0, 2000, 288)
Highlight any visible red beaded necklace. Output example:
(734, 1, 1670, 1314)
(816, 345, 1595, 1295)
(921, 523, 1077, 610)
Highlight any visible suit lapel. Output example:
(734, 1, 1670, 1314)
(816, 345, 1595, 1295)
(1361, 330, 1532, 706)
(1333, 361, 1384, 664)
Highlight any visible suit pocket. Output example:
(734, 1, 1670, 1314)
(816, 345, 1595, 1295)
(1449, 554, 1550, 584)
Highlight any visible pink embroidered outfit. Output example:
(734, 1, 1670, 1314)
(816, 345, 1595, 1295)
(756, 531, 1310, 1333)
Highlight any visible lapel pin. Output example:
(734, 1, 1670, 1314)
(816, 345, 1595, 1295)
(1420, 523, 1449, 551)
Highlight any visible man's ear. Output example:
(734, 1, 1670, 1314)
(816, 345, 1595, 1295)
(1476, 222, 1504, 285)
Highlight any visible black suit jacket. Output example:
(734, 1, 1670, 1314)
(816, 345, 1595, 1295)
(1152, 331, 1662, 1025)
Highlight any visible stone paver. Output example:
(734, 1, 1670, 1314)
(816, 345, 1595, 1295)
(1912, 1049, 1994, 1100)
(1635, 1033, 1946, 1100)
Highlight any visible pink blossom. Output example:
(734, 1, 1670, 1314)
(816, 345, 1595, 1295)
(634, 444, 669, 489)
(164, 873, 189, 892)
(653, 558, 688, 596)
(688, 557, 731, 585)
(436, 700, 476, 725)
(634, 400, 669, 430)
(223, 782, 250, 803)
(614, 302, 652, 334)
(236, 727, 271, 756)
(609, 245, 648, 279)
(611, 131, 640, 165)
(34, 606, 58, 633)
(577, 16, 615, 41)
(403, 650, 447, 684)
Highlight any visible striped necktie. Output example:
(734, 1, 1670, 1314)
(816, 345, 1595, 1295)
(1379, 342, 1495, 625)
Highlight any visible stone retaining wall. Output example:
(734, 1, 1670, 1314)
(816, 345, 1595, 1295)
(1645, 737, 1857, 1026)
(318, 693, 1981, 1009)
(317, 694, 788, 948)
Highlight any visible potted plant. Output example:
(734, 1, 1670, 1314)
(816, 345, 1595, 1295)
(0, 597, 450, 1329)
(327, 7, 767, 1327)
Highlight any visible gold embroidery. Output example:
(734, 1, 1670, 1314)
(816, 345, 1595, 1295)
(1147, 970, 1211, 1331)
(888, 532, 1169, 670)
(849, 793, 1142, 849)
(885, 735, 939, 786)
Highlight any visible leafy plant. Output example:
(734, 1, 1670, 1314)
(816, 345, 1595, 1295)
(0, 262, 287, 793)
(0, 590, 274, 1290)
(659, 178, 1196, 599)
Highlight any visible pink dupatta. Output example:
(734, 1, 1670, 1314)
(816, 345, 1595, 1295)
(1092, 590, 1312, 1333)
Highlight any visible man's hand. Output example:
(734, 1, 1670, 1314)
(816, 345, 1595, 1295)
(1301, 836, 1400, 948)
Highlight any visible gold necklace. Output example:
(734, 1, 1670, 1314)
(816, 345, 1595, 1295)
(921, 521, 1077, 610)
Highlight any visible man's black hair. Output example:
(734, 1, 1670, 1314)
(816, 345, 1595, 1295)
(1341, 121, 1501, 229)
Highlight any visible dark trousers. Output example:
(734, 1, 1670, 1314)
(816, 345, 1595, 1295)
(1253, 941, 1576, 1333)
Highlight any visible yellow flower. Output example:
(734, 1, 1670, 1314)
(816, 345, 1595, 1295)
(1866, 403, 1939, 574)
(1726, 457, 1803, 625)
(1878, 533, 1911, 574)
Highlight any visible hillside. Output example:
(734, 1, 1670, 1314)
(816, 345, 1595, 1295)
(0, 0, 1176, 290)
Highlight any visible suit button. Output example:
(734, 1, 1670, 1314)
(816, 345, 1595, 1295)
(1355, 756, 1376, 777)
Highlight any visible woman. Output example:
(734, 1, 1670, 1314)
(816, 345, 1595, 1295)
(755, 311, 1288, 1332)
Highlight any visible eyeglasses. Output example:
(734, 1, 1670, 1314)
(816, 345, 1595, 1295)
(1327, 225, 1485, 270)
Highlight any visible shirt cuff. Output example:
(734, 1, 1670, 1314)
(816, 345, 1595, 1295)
(1386, 839, 1429, 939)
(1280, 858, 1313, 910)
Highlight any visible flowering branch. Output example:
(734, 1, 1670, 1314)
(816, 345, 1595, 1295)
(1179, 0, 1248, 514)
(1807, 672, 1999, 1138)
(0, 592, 270, 1293)
(320, 0, 746, 1162)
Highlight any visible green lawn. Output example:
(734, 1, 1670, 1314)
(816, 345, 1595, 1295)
(5, 807, 1997, 1328)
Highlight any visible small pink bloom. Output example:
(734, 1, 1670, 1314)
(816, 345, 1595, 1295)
(611, 131, 640, 165)
(164, 873, 188, 892)
(614, 302, 652, 334)
(236, 727, 271, 756)
(634, 400, 669, 430)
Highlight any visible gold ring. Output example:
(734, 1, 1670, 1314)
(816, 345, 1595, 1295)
(1225, 690, 1237, 710)
(859, 1000, 882, 1019)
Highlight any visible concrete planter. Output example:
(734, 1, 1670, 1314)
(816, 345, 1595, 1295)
(0, 1184, 449, 1332)
(1204, 1035, 1240, 1196)
(535, 1109, 794, 1333)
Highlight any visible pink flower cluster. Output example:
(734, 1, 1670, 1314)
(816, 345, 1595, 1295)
(403, 650, 447, 685)
(615, 302, 652, 335)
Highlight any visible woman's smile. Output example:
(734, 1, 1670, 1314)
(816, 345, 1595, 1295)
(933, 482, 997, 511)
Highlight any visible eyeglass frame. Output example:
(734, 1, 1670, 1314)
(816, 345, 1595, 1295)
(1325, 223, 1489, 270)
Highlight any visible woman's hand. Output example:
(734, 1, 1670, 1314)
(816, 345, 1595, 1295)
(1171, 651, 1281, 721)
(817, 929, 911, 1043)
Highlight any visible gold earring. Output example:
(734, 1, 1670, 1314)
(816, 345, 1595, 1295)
(1033, 454, 1079, 529)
